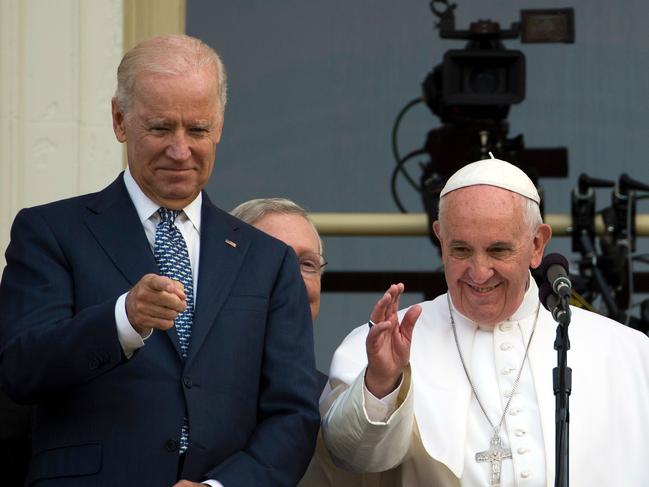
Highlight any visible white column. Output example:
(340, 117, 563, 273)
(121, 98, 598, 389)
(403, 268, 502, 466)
(0, 0, 124, 262)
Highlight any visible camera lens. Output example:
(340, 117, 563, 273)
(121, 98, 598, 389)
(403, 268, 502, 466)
(468, 68, 501, 94)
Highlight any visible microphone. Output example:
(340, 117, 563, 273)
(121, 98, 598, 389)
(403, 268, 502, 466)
(539, 281, 570, 323)
(538, 253, 572, 298)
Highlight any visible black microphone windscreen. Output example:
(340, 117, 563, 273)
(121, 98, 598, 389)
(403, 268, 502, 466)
(539, 253, 569, 278)
(538, 281, 555, 312)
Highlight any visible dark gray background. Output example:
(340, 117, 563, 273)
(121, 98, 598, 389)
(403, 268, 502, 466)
(186, 0, 649, 371)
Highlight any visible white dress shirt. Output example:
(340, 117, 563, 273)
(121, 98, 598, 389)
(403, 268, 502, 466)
(114, 166, 201, 357)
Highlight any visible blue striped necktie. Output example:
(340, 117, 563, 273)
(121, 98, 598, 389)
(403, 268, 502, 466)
(153, 207, 194, 452)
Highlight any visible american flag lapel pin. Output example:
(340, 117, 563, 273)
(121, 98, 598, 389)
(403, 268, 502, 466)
(225, 239, 237, 248)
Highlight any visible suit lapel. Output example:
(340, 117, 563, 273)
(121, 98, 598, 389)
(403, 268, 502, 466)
(84, 175, 158, 286)
(84, 174, 183, 357)
(185, 196, 250, 368)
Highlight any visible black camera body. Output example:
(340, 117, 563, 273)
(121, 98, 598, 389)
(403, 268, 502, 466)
(424, 1, 573, 125)
(423, 15, 526, 124)
(419, 1, 573, 246)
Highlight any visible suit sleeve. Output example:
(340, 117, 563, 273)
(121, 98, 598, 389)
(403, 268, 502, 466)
(0, 208, 124, 404)
(205, 247, 320, 486)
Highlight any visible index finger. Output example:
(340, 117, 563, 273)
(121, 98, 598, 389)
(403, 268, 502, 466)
(369, 291, 391, 325)
(168, 279, 187, 300)
(147, 275, 183, 297)
(370, 283, 405, 325)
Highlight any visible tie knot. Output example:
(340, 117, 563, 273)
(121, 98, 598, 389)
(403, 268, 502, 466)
(158, 207, 181, 224)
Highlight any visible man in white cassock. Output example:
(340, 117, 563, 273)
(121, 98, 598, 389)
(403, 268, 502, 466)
(320, 158, 649, 487)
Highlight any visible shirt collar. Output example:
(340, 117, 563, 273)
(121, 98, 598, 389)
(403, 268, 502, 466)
(123, 166, 202, 232)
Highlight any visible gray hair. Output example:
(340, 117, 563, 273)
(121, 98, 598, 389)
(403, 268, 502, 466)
(114, 34, 227, 117)
(231, 198, 324, 256)
(437, 190, 543, 238)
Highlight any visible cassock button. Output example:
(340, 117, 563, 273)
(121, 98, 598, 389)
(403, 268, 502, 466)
(515, 429, 527, 437)
(499, 323, 512, 332)
(183, 376, 193, 388)
(501, 366, 515, 376)
(517, 447, 530, 454)
(521, 470, 532, 479)
(500, 343, 513, 351)
(164, 439, 179, 452)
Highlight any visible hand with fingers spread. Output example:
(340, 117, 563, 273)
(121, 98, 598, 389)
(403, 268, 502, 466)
(365, 283, 422, 399)
(125, 273, 188, 335)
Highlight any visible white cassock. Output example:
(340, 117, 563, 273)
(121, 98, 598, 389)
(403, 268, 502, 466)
(320, 278, 649, 486)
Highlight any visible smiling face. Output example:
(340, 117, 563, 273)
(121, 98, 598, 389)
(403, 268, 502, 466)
(112, 68, 223, 209)
(433, 185, 551, 326)
(252, 213, 323, 322)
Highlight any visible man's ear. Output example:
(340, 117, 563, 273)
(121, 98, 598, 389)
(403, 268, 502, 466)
(433, 220, 446, 259)
(432, 220, 442, 247)
(530, 223, 553, 269)
(111, 98, 127, 143)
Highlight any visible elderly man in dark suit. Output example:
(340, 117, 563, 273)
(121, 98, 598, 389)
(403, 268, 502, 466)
(0, 34, 319, 487)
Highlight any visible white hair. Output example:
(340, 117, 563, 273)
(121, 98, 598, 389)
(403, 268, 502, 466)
(437, 188, 542, 238)
(230, 198, 324, 257)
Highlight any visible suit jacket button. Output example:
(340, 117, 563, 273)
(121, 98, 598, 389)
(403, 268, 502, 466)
(164, 439, 179, 452)
(183, 376, 193, 388)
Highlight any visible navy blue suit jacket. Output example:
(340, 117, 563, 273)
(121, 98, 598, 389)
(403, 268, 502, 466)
(0, 175, 320, 486)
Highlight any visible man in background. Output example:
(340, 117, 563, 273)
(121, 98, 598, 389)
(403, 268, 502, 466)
(0, 34, 319, 486)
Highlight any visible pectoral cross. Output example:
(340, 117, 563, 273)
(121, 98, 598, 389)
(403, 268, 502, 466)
(475, 434, 512, 487)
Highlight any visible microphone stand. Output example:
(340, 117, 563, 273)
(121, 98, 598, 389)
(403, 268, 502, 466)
(552, 293, 571, 487)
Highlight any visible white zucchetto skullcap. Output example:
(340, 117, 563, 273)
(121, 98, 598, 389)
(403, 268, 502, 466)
(440, 157, 541, 204)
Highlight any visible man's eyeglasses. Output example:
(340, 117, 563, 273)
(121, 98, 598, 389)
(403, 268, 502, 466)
(299, 252, 327, 275)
